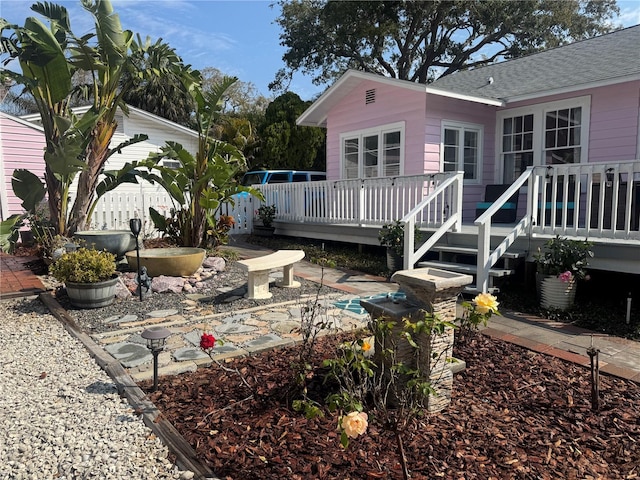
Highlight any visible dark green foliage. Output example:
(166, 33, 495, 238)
(272, 0, 619, 90)
(256, 92, 325, 170)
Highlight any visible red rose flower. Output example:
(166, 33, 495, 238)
(200, 333, 216, 350)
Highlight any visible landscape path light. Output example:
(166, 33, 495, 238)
(129, 218, 143, 301)
(141, 327, 171, 392)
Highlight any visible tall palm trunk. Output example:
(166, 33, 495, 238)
(67, 119, 116, 233)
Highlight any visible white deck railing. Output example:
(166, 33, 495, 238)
(402, 172, 463, 269)
(257, 173, 459, 227)
(474, 160, 640, 293)
(82, 161, 639, 281)
(530, 161, 640, 239)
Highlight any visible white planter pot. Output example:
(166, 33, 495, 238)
(539, 275, 577, 311)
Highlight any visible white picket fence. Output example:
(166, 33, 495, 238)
(87, 186, 256, 238)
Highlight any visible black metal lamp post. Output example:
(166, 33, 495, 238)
(141, 327, 171, 392)
(129, 218, 143, 301)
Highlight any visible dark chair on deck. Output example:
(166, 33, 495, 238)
(475, 184, 519, 223)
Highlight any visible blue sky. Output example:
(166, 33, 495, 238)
(2, 0, 640, 102)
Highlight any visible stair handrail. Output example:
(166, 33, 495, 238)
(474, 168, 534, 293)
(401, 171, 463, 269)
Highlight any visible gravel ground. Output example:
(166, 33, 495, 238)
(0, 296, 191, 480)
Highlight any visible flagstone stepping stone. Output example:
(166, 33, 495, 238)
(215, 323, 257, 335)
(243, 334, 288, 351)
(216, 286, 235, 293)
(104, 315, 120, 324)
(259, 312, 290, 322)
(184, 329, 209, 347)
(146, 309, 179, 318)
(173, 347, 210, 362)
(105, 342, 151, 368)
(221, 313, 251, 324)
(126, 332, 150, 345)
(272, 321, 300, 335)
(215, 343, 239, 353)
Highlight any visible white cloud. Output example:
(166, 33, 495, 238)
(617, 0, 640, 27)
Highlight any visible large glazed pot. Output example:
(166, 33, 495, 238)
(539, 274, 577, 311)
(125, 247, 206, 277)
(74, 230, 136, 259)
(65, 276, 118, 309)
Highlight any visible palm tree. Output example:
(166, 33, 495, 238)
(2, 0, 196, 234)
(144, 77, 260, 247)
(1, 2, 95, 234)
(122, 35, 197, 127)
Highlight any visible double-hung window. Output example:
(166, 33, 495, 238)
(340, 122, 404, 179)
(441, 121, 482, 182)
(501, 114, 534, 183)
(498, 96, 590, 183)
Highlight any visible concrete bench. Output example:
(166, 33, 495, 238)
(237, 250, 305, 299)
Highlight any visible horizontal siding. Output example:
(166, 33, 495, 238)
(426, 94, 497, 186)
(1, 110, 198, 220)
(0, 117, 47, 218)
(502, 81, 640, 164)
(125, 112, 198, 153)
(326, 80, 425, 180)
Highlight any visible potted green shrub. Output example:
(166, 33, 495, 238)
(534, 236, 594, 310)
(378, 220, 422, 272)
(253, 204, 277, 237)
(49, 248, 118, 308)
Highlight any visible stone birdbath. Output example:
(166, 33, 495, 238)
(360, 267, 472, 413)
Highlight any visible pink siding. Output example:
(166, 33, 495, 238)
(502, 81, 640, 163)
(424, 95, 497, 219)
(325, 80, 426, 180)
(322, 76, 640, 223)
(0, 116, 46, 219)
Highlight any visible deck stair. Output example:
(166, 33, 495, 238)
(417, 244, 527, 294)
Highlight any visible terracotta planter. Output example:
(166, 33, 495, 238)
(65, 276, 118, 309)
(539, 274, 577, 311)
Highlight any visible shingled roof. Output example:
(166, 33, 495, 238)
(430, 25, 640, 102)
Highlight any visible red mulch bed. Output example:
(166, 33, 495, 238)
(148, 333, 640, 480)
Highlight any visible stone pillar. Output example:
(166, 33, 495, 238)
(361, 268, 472, 413)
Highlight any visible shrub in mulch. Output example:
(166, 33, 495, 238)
(147, 333, 640, 480)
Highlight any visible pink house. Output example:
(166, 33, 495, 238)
(0, 112, 46, 221)
(275, 25, 640, 289)
(298, 25, 640, 223)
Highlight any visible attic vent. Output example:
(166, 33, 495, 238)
(365, 89, 376, 105)
(114, 112, 124, 134)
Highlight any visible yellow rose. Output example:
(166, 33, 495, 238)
(473, 293, 499, 315)
(341, 412, 368, 438)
